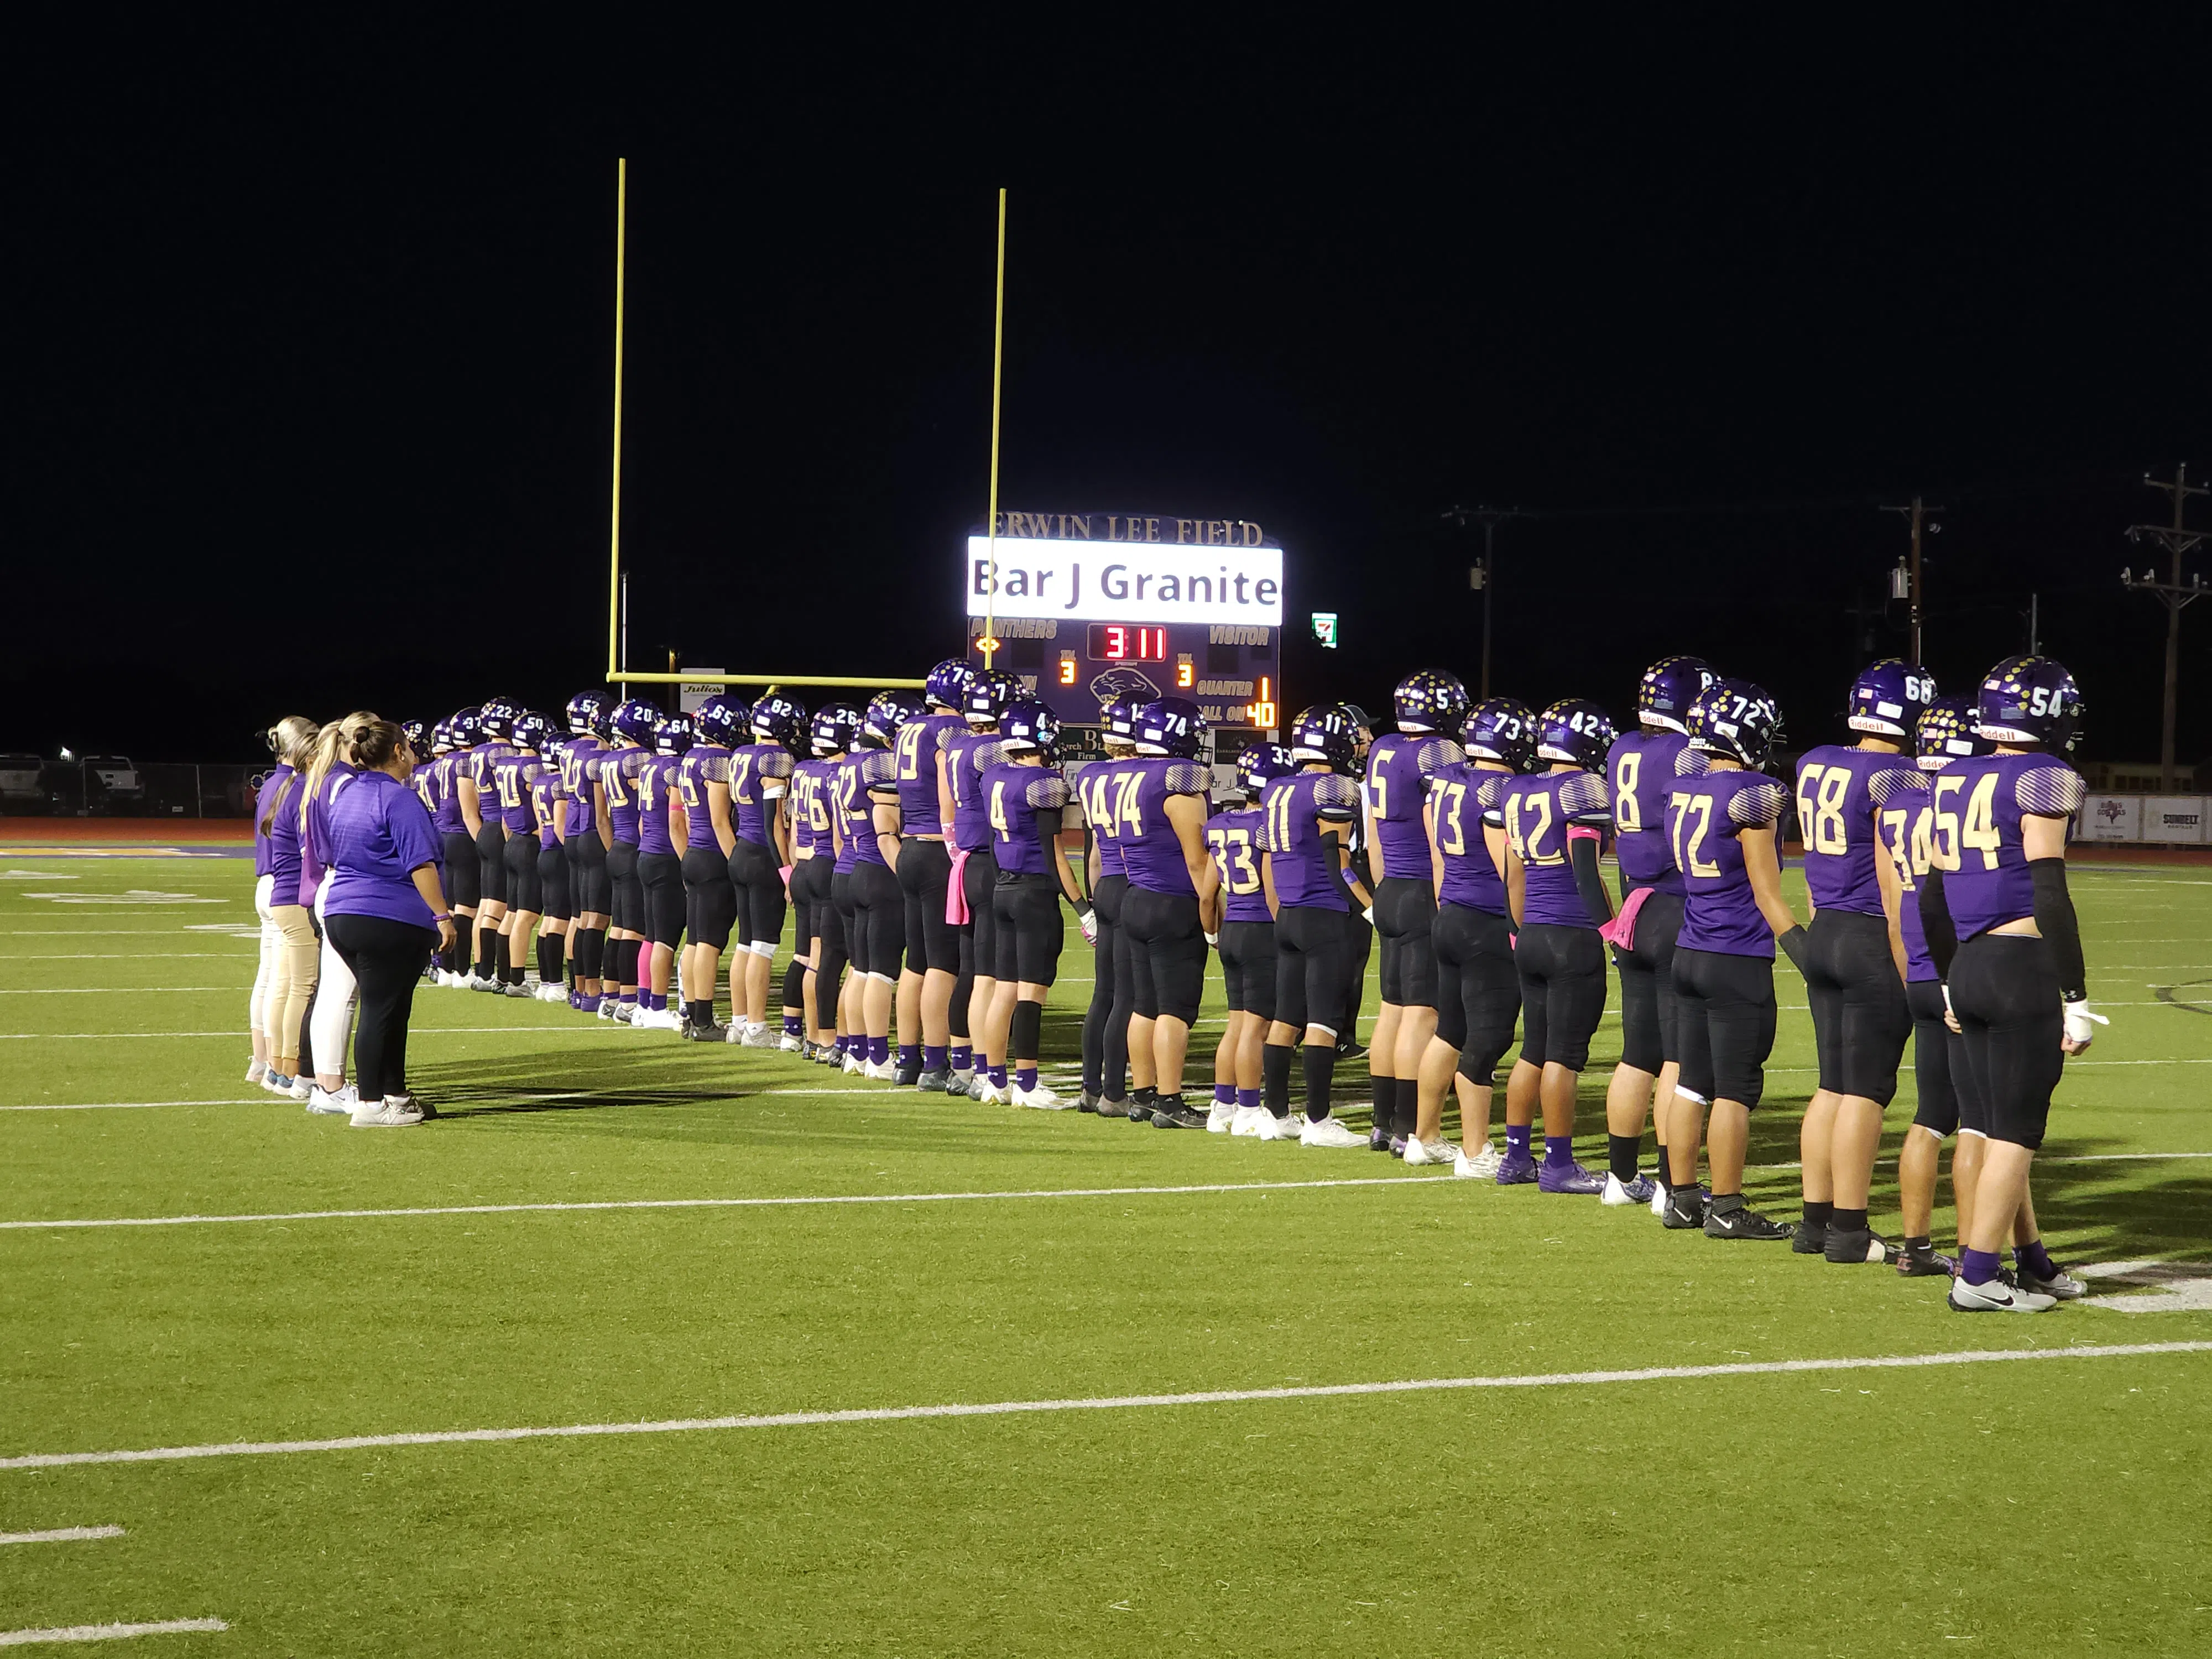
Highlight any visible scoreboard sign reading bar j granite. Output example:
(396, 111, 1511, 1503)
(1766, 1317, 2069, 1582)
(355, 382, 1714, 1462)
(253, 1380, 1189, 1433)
(966, 512, 1284, 626)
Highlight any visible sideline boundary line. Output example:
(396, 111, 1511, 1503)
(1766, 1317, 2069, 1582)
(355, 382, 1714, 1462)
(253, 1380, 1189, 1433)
(0, 1620, 226, 1646)
(0, 1526, 123, 1546)
(4, 1343, 2204, 1473)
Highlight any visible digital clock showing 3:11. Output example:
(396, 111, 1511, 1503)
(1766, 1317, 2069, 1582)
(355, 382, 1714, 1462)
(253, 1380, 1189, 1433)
(1086, 623, 1169, 661)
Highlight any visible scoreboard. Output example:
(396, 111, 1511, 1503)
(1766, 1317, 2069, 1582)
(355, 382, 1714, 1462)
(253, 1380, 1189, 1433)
(963, 512, 1284, 739)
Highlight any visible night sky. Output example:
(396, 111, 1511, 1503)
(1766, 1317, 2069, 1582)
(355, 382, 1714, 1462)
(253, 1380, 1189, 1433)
(12, 17, 2212, 770)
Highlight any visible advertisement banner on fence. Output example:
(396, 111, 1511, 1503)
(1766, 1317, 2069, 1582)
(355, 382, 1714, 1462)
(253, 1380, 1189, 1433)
(2143, 797, 2208, 844)
(2080, 796, 2140, 842)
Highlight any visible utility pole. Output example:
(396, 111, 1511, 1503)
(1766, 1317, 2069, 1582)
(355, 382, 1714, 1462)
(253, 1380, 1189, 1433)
(1444, 504, 1526, 698)
(1879, 494, 1944, 666)
(2124, 464, 2209, 793)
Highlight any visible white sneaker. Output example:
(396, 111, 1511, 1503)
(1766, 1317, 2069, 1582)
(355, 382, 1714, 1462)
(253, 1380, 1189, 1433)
(608, 1001, 634, 1024)
(1299, 1115, 1368, 1149)
(974, 1079, 1009, 1105)
(1454, 1143, 1503, 1180)
(1403, 1135, 1457, 1166)
(778, 1029, 803, 1052)
(641, 1007, 684, 1032)
(245, 1058, 267, 1085)
(306, 1083, 358, 1118)
(539, 983, 568, 1004)
(1230, 1103, 1271, 1138)
(285, 1076, 313, 1101)
(743, 1024, 778, 1048)
(1256, 1111, 1304, 1141)
(1948, 1275, 2057, 1313)
(1206, 1100, 1239, 1133)
(258, 1072, 291, 1098)
(1650, 1174, 1671, 1218)
(862, 1059, 899, 1081)
(597, 999, 618, 1021)
(350, 1093, 426, 1128)
(1010, 1082, 1069, 1109)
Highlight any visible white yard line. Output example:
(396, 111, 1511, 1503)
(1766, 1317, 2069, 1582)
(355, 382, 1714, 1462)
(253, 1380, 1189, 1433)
(0, 1620, 226, 1646)
(0, 988, 249, 995)
(0, 1027, 635, 1040)
(0, 1526, 123, 1546)
(0, 1099, 269, 1113)
(3, 1343, 2202, 1474)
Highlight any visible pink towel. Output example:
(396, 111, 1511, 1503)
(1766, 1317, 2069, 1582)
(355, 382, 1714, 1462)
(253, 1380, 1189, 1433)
(1600, 885, 1654, 950)
(779, 863, 794, 894)
(946, 848, 971, 925)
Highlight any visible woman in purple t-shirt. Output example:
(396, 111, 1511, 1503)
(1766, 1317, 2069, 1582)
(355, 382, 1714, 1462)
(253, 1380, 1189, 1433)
(248, 716, 319, 1095)
(321, 718, 458, 1127)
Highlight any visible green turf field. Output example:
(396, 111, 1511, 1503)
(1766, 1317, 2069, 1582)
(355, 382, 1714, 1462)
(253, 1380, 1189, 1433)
(1, 850, 2208, 1656)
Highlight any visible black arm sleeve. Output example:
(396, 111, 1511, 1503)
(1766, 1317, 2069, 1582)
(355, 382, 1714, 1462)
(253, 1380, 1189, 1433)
(1037, 811, 1062, 891)
(1777, 925, 1809, 974)
(2029, 857, 2086, 999)
(1569, 832, 1615, 929)
(1918, 869, 1959, 981)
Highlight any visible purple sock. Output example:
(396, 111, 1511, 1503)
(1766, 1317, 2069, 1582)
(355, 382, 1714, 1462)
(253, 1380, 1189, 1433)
(1016, 1066, 1039, 1092)
(782, 1013, 802, 1035)
(898, 1044, 920, 1070)
(950, 1045, 973, 1072)
(868, 1036, 890, 1066)
(989, 1063, 1008, 1088)
(831, 1035, 847, 1058)
(1961, 1247, 2002, 1286)
(1237, 1087, 1261, 1110)
(2016, 1239, 2058, 1280)
(1214, 1083, 1237, 1106)
(1543, 1135, 1574, 1167)
(924, 1045, 947, 1071)
(1506, 1124, 1532, 1159)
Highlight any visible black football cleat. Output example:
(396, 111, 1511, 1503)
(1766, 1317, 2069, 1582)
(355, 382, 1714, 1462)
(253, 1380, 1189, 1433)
(1095, 1096, 1129, 1119)
(1896, 1243, 1957, 1279)
(1825, 1227, 1903, 1265)
(1791, 1219, 1828, 1255)
(1077, 1090, 1101, 1114)
(1704, 1201, 1792, 1241)
(1662, 1191, 1707, 1230)
(1152, 1098, 1209, 1129)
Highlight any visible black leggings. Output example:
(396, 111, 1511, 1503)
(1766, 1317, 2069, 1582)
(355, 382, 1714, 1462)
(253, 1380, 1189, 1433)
(1671, 946, 1777, 1109)
(1905, 977, 1965, 1138)
(730, 837, 786, 952)
(1431, 901, 1520, 1083)
(1274, 903, 1349, 1034)
(1121, 884, 1206, 1025)
(682, 846, 738, 951)
(1373, 877, 1436, 1006)
(324, 912, 435, 1102)
(1949, 931, 2062, 1150)
(1083, 873, 1129, 1097)
(898, 838, 958, 973)
(993, 872, 1063, 986)
(848, 859, 904, 978)
(638, 852, 685, 949)
(1340, 905, 1373, 1035)
(1217, 919, 1277, 1021)
(1803, 907, 1910, 1104)
(816, 867, 851, 1031)
(1515, 922, 1608, 1071)
(1611, 888, 1684, 1074)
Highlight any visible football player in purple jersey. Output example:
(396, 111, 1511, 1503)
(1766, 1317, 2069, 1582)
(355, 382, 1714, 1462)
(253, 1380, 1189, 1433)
(1600, 656, 1714, 1209)
(488, 712, 554, 999)
(1660, 681, 1807, 1240)
(1364, 670, 1469, 1154)
(1333, 703, 1379, 1065)
(675, 695, 745, 1040)
(1078, 697, 1141, 1115)
(429, 712, 479, 987)
(1208, 743, 1293, 1135)
(597, 697, 659, 1022)
(1256, 706, 1368, 1146)
(1918, 657, 2097, 1312)
(460, 697, 520, 990)
(1887, 696, 1988, 1278)
(945, 672, 1015, 1093)
(529, 743, 572, 1001)
(731, 693, 804, 1048)
(1497, 700, 1621, 1191)
(560, 692, 612, 1013)
(827, 693, 907, 1078)
(1793, 659, 1933, 1264)
(888, 662, 972, 1086)
(632, 714, 695, 1031)
(1118, 697, 1218, 1127)
(974, 702, 1087, 1107)
(1411, 697, 1535, 1175)
(802, 702, 864, 1064)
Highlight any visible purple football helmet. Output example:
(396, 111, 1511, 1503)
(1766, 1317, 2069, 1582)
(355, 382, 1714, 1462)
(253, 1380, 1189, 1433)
(863, 689, 927, 750)
(693, 695, 750, 749)
(1975, 655, 2083, 752)
(1393, 669, 1469, 734)
(512, 711, 554, 754)
(1535, 699, 1616, 770)
(1636, 656, 1714, 735)
(652, 714, 696, 757)
(1134, 696, 1207, 759)
(565, 690, 611, 735)
(964, 670, 1019, 726)
(1847, 658, 1937, 739)
(811, 702, 863, 757)
(1287, 705, 1359, 773)
(1462, 697, 1537, 771)
(1915, 695, 1991, 771)
(609, 697, 661, 746)
(478, 697, 520, 741)
(1688, 679, 1780, 768)
(925, 659, 975, 711)
(999, 700, 1061, 758)
(751, 693, 808, 750)
(1236, 742, 1298, 797)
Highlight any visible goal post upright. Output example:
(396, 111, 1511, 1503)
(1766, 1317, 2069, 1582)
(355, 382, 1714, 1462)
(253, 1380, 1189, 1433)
(608, 158, 628, 698)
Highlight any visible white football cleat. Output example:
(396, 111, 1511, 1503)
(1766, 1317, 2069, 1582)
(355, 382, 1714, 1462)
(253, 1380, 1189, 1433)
(641, 1007, 684, 1032)
(862, 1060, 899, 1081)
(1206, 1100, 1238, 1133)
(305, 1083, 358, 1118)
(245, 1058, 267, 1085)
(843, 1051, 864, 1075)
(350, 1093, 425, 1128)
(1650, 1174, 1671, 1217)
(1010, 1082, 1068, 1109)
(1229, 1103, 1271, 1137)
(742, 1024, 779, 1048)
(1948, 1275, 2057, 1313)
(1454, 1143, 1504, 1180)
(1402, 1135, 1457, 1166)
(973, 1079, 1010, 1105)
(947, 1067, 975, 1095)
(778, 1029, 804, 1052)
(1299, 1115, 1368, 1149)
(285, 1076, 313, 1101)
(1256, 1111, 1304, 1141)
(539, 983, 568, 1004)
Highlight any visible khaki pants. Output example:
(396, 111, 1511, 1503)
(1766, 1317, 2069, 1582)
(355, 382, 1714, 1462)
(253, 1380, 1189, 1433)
(264, 903, 318, 1071)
